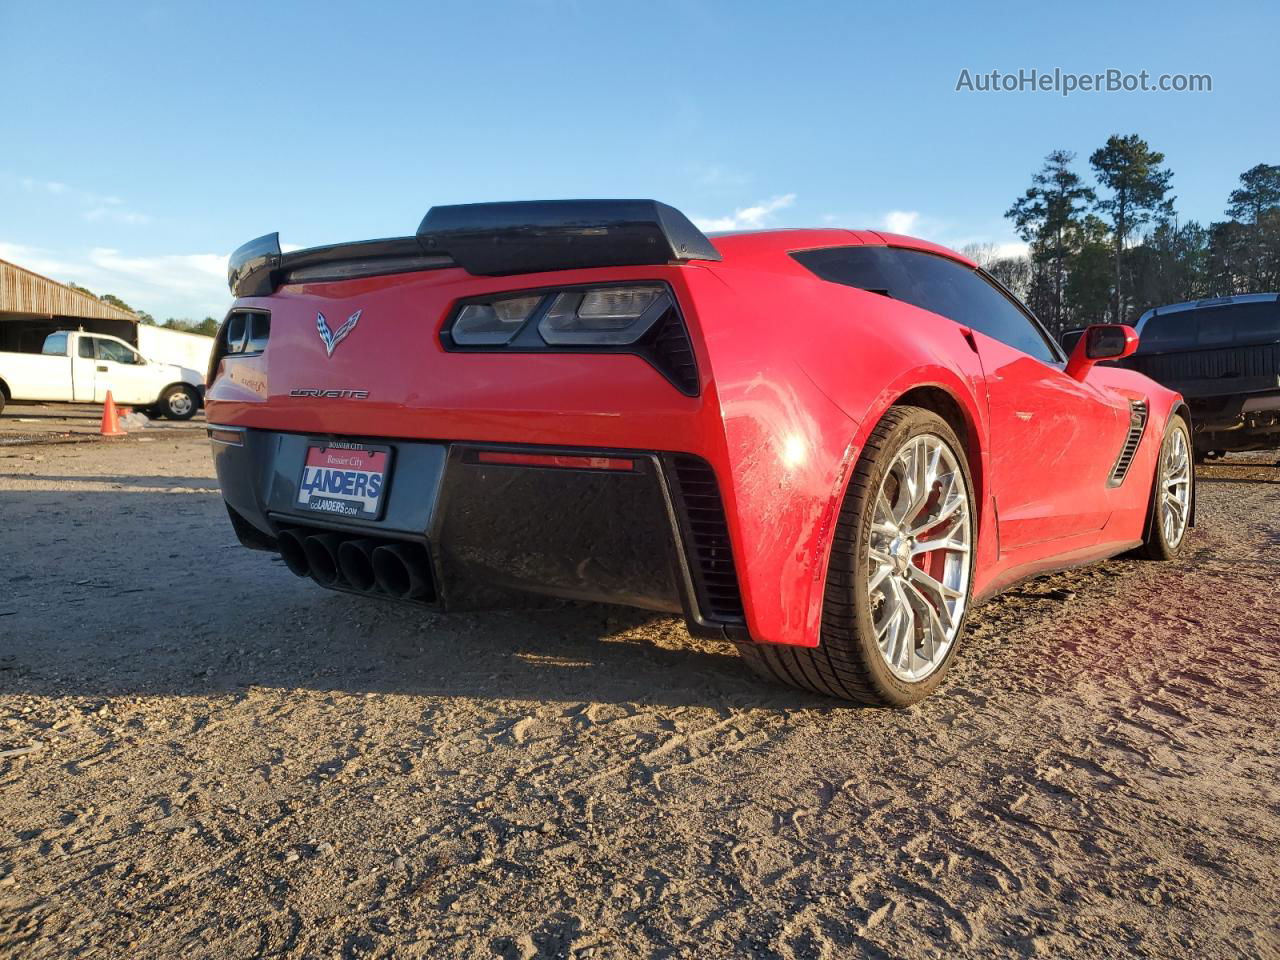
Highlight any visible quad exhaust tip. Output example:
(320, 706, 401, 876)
(338, 538, 380, 591)
(372, 543, 434, 600)
(274, 527, 435, 603)
(302, 533, 346, 587)
(277, 529, 310, 578)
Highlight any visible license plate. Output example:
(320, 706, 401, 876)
(296, 442, 391, 519)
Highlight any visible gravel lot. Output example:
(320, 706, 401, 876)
(1, 406, 1277, 959)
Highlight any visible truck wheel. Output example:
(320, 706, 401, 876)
(0, 391, 6, 416)
(159, 385, 198, 420)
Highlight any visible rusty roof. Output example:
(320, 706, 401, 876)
(0, 258, 139, 323)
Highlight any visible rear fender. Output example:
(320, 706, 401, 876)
(696, 269, 989, 647)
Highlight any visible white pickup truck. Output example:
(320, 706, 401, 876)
(0, 330, 203, 420)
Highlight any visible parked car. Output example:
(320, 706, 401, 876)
(0, 330, 202, 419)
(207, 200, 1193, 705)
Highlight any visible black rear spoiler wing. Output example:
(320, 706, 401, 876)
(227, 199, 721, 298)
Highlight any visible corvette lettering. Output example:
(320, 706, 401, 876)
(290, 388, 370, 399)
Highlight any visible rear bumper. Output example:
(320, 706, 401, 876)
(210, 425, 747, 640)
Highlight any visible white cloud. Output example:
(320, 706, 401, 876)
(0, 241, 230, 319)
(84, 206, 152, 225)
(15, 176, 151, 227)
(693, 193, 796, 232)
(0, 242, 78, 278)
(880, 210, 921, 235)
(22, 178, 70, 196)
(694, 165, 751, 188)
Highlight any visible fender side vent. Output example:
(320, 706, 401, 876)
(664, 455, 745, 623)
(1109, 400, 1149, 487)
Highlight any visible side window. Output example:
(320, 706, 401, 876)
(1141, 302, 1280, 351)
(910, 258, 1060, 363)
(97, 339, 141, 364)
(792, 246, 1060, 363)
(79, 337, 97, 359)
(42, 333, 69, 356)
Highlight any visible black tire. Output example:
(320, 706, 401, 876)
(0, 390, 6, 416)
(1138, 415, 1193, 561)
(736, 405, 977, 706)
(158, 384, 198, 421)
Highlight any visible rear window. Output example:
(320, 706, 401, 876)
(41, 332, 69, 356)
(792, 245, 1059, 363)
(1140, 301, 1280, 351)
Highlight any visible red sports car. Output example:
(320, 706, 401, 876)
(207, 200, 1193, 705)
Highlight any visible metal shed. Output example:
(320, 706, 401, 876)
(0, 257, 139, 353)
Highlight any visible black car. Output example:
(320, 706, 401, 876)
(1065, 294, 1280, 459)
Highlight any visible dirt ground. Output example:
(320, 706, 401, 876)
(1, 405, 1277, 959)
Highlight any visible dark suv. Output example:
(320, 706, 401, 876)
(1067, 294, 1279, 459)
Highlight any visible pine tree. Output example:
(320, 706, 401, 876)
(1089, 135, 1174, 322)
(1226, 164, 1280, 223)
(1006, 150, 1095, 332)
(1224, 163, 1280, 291)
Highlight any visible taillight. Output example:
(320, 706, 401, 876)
(451, 295, 541, 346)
(539, 285, 665, 345)
(440, 282, 699, 395)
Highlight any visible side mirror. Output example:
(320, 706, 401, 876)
(1065, 323, 1139, 381)
(1060, 328, 1086, 355)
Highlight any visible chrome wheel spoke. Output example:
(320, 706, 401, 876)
(868, 562, 892, 593)
(891, 579, 916, 671)
(907, 564, 962, 601)
(912, 530, 968, 557)
(905, 579, 947, 658)
(909, 493, 961, 537)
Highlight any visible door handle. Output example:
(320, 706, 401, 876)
(97, 365, 108, 372)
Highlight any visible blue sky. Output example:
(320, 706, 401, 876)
(3, 0, 1277, 319)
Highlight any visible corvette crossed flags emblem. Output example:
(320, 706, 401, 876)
(316, 310, 362, 357)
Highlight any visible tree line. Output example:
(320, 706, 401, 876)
(967, 137, 1280, 339)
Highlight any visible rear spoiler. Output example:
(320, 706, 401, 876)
(227, 199, 721, 297)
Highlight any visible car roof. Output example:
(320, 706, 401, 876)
(707, 228, 978, 269)
(1136, 292, 1280, 329)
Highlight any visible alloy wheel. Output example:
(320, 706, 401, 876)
(1160, 426, 1191, 548)
(866, 434, 972, 682)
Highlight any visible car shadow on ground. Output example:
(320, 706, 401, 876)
(0, 487, 849, 713)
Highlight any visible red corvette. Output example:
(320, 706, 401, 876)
(207, 200, 1193, 705)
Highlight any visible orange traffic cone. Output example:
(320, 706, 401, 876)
(100, 391, 126, 437)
